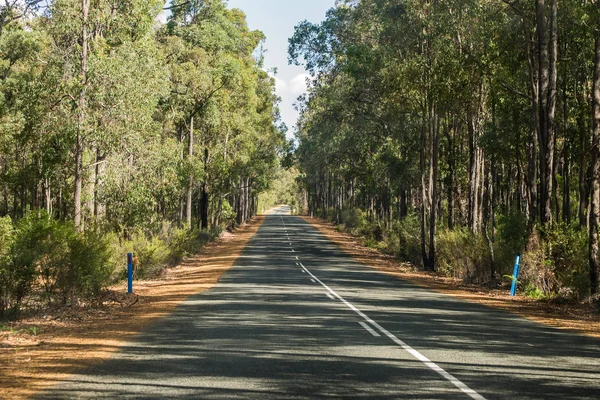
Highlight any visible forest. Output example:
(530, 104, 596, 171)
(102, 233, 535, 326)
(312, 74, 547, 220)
(290, 0, 600, 301)
(0, 0, 285, 318)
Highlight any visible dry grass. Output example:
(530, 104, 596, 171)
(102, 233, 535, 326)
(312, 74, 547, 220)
(0, 216, 264, 399)
(301, 215, 600, 339)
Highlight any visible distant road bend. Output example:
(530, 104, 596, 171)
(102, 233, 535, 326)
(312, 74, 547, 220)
(40, 206, 600, 399)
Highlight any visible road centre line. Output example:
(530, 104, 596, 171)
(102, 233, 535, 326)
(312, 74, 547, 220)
(326, 293, 335, 300)
(298, 262, 487, 400)
(359, 321, 381, 337)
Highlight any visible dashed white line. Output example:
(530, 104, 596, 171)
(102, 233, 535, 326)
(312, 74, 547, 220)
(326, 293, 335, 300)
(295, 256, 299, 260)
(359, 321, 381, 337)
(310, 279, 316, 283)
(298, 262, 486, 400)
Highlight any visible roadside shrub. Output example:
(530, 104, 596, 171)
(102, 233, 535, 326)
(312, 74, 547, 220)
(0, 216, 14, 317)
(0, 211, 119, 318)
(65, 230, 115, 300)
(521, 223, 588, 300)
(127, 230, 170, 279)
(494, 212, 528, 277)
(340, 208, 366, 231)
(437, 227, 491, 282)
(4, 212, 58, 316)
(126, 224, 218, 279)
(220, 200, 236, 229)
(395, 214, 422, 267)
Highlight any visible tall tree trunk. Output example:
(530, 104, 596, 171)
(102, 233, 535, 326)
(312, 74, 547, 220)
(428, 107, 438, 269)
(74, 0, 89, 231)
(186, 116, 194, 229)
(537, 0, 556, 226)
(563, 78, 571, 223)
(579, 82, 589, 227)
(200, 148, 209, 230)
(94, 150, 106, 219)
(420, 111, 429, 269)
(446, 116, 455, 230)
(588, 32, 600, 296)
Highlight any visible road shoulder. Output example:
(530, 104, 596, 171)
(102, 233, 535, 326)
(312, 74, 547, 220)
(300, 215, 600, 339)
(0, 216, 265, 399)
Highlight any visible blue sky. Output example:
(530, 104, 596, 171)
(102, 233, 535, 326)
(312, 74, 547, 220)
(159, 1, 335, 135)
(226, 0, 335, 134)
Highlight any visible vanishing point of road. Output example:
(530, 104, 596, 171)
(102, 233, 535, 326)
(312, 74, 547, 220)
(39, 206, 600, 399)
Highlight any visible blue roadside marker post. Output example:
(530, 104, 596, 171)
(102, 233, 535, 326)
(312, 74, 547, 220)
(510, 254, 521, 296)
(127, 253, 133, 294)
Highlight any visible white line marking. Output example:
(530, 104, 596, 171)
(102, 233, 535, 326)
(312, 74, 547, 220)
(302, 270, 306, 273)
(298, 262, 486, 400)
(311, 279, 316, 283)
(295, 263, 299, 266)
(359, 321, 381, 337)
(295, 256, 299, 260)
(291, 249, 295, 252)
(289, 242, 292, 246)
(326, 293, 335, 300)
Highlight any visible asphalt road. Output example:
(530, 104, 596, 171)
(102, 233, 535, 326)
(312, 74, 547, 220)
(39, 206, 600, 399)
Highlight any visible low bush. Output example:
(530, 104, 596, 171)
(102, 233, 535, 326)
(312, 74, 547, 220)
(494, 212, 528, 278)
(521, 223, 588, 300)
(436, 228, 491, 282)
(340, 208, 367, 231)
(0, 212, 119, 319)
(391, 214, 422, 267)
(125, 225, 218, 279)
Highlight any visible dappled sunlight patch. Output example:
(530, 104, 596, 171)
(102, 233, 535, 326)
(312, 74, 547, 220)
(0, 217, 265, 399)
(302, 215, 600, 339)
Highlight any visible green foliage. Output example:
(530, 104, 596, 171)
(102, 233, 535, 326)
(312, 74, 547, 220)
(0, 0, 284, 318)
(436, 228, 491, 282)
(521, 224, 589, 300)
(258, 167, 300, 213)
(290, 0, 600, 297)
(0, 212, 118, 319)
(124, 225, 217, 279)
(394, 215, 423, 267)
(494, 213, 529, 277)
(340, 208, 367, 231)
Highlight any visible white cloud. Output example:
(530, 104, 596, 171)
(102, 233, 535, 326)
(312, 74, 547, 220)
(264, 71, 311, 136)
(274, 77, 288, 97)
(289, 74, 311, 97)
(156, 9, 169, 24)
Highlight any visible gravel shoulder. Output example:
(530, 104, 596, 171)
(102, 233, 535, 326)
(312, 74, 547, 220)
(301, 215, 600, 339)
(0, 216, 264, 399)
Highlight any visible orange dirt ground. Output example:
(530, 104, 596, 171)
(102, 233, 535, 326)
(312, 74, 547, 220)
(0, 216, 264, 400)
(301, 215, 600, 339)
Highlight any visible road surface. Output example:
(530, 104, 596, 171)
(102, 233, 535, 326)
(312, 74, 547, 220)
(39, 206, 600, 399)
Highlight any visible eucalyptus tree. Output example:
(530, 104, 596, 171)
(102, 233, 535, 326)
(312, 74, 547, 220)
(292, 0, 600, 294)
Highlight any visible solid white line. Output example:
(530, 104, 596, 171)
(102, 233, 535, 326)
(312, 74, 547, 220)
(359, 321, 381, 337)
(298, 262, 486, 400)
(326, 293, 335, 300)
